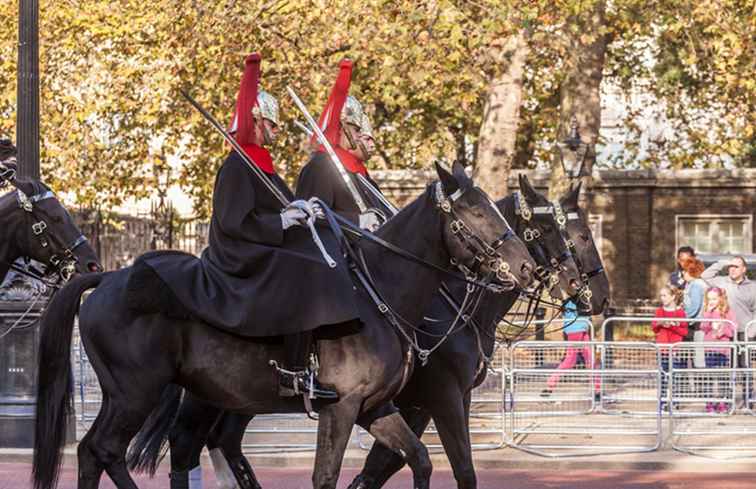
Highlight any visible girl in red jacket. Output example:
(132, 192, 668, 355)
(652, 285, 688, 409)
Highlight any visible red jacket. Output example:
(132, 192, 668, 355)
(651, 307, 688, 344)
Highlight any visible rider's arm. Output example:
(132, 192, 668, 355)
(295, 154, 360, 225)
(213, 156, 285, 246)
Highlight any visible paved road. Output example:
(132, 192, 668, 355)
(3, 464, 755, 489)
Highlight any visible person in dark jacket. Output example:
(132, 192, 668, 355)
(142, 54, 361, 399)
(295, 59, 393, 230)
(669, 246, 695, 291)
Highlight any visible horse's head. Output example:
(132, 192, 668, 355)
(434, 161, 535, 290)
(12, 180, 102, 280)
(556, 180, 611, 315)
(505, 174, 583, 299)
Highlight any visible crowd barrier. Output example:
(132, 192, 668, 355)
(70, 317, 756, 458)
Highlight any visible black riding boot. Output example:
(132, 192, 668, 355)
(280, 331, 338, 399)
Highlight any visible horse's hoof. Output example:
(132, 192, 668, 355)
(346, 474, 374, 489)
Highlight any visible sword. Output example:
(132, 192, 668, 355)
(292, 117, 398, 216)
(286, 86, 369, 214)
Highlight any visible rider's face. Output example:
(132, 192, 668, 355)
(254, 117, 278, 146)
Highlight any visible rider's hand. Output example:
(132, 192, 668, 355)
(307, 198, 325, 219)
(359, 212, 381, 232)
(281, 207, 309, 230)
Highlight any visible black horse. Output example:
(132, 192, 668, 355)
(32, 163, 536, 489)
(346, 180, 611, 489)
(0, 177, 101, 286)
(125, 175, 592, 489)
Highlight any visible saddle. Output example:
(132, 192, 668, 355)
(125, 251, 194, 320)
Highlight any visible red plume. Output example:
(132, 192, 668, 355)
(229, 53, 261, 145)
(313, 59, 353, 147)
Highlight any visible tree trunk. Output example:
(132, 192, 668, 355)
(549, 0, 608, 200)
(474, 29, 530, 199)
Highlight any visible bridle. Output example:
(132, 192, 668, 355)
(434, 183, 520, 288)
(1, 163, 88, 284)
(552, 201, 604, 305)
(513, 191, 573, 290)
(15, 189, 88, 283)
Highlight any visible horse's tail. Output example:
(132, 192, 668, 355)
(32, 272, 105, 489)
(126, 384, 183, 475)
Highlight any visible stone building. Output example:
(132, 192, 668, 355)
(374, 168, 756, 309)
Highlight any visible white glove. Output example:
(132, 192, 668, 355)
(359, 211, 382, 232)
(307, 198, 326, 219)
(281, 207, 309, 230)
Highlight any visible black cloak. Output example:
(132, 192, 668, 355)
(141, 150, 361, 337)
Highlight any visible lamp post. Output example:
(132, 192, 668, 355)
(17, 0, 40, 179)
(556, 117, 589, 179)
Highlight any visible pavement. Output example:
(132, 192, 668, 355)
(3, 463, 756, 489)
(3, 444, 756, 489)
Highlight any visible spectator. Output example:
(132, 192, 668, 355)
(651, 285, 688, 409)
(700, 287, 735, 413)
(670, 246, 695, 291)
(542, 300, 599, 401)
(701, 256, 756, 340)
(681, 257, 707, 368)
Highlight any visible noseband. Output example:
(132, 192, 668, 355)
(513, 192, 572, 288)
(16, 188, 87, 282)
(552, 202, 605, 304)
(435, 183, 517, 286)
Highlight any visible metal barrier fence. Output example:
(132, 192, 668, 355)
(505, 341, 662, 457)
(69, 316, 756, 459)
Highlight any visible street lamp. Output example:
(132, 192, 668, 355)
(556, 117, 589, 179)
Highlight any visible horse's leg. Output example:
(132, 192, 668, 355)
(77, 400, 106, 489)
(361, 410, 433, 489)
(431, 390, 476, 489)
(87, 396, 156, 489)
(348, 407, 432, 489)
(169, 395, 224, 489)
(312, 398, 362, 489)
(206, 412, 260, 489)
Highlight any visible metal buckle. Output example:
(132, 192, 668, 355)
(523, 228, 540, 242)
(32, 221, 47, 235)
(378, 303, 389, 314)
(450, 220, 462, 234)
(49, 255, 61, 266)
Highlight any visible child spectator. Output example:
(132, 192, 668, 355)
(700, 287, 735, 413)
(651, 285, 688, 408)
(542, 300, 599, 401)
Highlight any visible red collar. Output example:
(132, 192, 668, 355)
(239, 144, 275, 174)
(318, 146, 367, 176)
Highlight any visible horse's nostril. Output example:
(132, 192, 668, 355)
(88, 262, 102, 272)
(521, 262, 534, 274)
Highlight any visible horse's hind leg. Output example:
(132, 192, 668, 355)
(348, 406, 431, 489)
(312, 398, 362, 489)
(206, 412, 260, 489)
(77, 402, 106, 489)
(360, 410, 433, 489)
(169, 394, 224, 489)
(88, 396, 156, 489)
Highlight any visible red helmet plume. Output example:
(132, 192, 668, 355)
(229, 53, 261, 146)
(313, 58, 353, 147)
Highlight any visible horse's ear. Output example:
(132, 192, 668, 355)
(451, 161, 473, 191)
(435, 161, 460, 196)
(518, 174, 540, 204)
(561, 180, 582, 207)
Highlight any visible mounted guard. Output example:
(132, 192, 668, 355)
(132, 54, 360, 399)
(295, 59, 393, 230)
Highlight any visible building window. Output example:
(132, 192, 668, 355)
(675, 215, 753, 254)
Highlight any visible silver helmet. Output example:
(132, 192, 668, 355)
(341, 95, 364, 129)
(253, 90, 279, 126)
(360, 111, 374, 140)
